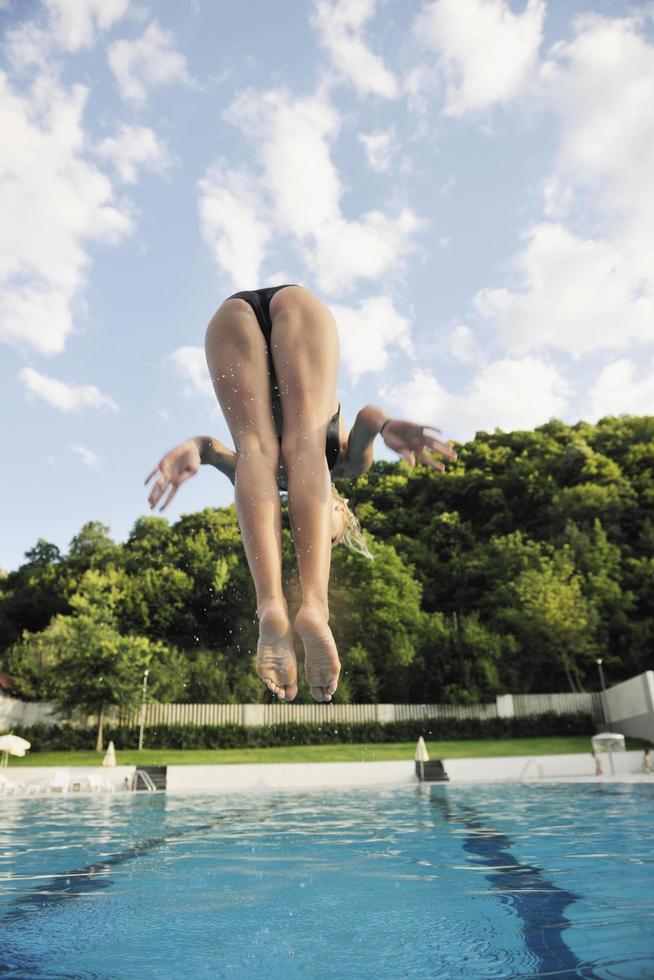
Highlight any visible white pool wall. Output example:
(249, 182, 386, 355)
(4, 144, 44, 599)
(165, 760, 413, 793)
(165, 750, 648, 793)
(441, 749, 645, 782)
(1, 750, 650, 796)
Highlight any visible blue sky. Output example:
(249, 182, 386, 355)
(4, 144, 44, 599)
(2, 0, 654, 571)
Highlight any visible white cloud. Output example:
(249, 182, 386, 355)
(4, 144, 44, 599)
(71, 444, 99, 467)
(96, 124, 170, 183)
(471, 14, 654, 360)
(440, 174, 456, 196)
(586, 358, 654, 420)
(0, 71, 131, 355)
(170, 346, 214, 400)
(224, 90, 342, 240)
(459, 356, 569, 433)
(383, 356, 568, 441)
(542, 15, 654, 210)
(108, 21, 189, 107)
(310, 209, 421, 295)
(540, 14, 654, 285)
(331, 295, 412, 379)
(219, 89, 421, 294)
(311, 0, 398, 97)
(44, 0, 129, 51)
(359, 130, 395, 173)
(448, 324, 479, 363)
(414, 0, 545, 115)
(20, 367, 118, 412)
(5, 0, 128, 68)
(197, 167, 272, 290)
(474, 223, 654, 357)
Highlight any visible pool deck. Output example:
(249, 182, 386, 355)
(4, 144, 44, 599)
(1, 750, 651, 796)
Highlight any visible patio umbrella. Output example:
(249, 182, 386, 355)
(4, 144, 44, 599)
(102, 740, 116, 767)
(0, 733, 31, 767)
(415, 736, 429, 782)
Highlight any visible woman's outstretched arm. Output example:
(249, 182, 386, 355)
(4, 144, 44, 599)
(336, 404, 457, 478)
(145, 436, 236, 511)
(193, 436, 237, 485)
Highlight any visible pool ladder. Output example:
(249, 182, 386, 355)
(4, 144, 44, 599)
(131, 769, 157, 792)
(520, 759, 545, 780)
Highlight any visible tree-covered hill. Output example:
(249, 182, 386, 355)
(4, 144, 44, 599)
(1, 415, 652, 707)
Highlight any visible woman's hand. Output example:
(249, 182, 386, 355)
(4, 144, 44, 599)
(145, 439, 201, 511)
(380, 420, 457, 471)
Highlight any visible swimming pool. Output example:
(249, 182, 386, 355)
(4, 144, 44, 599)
(1, 783, 652, 978)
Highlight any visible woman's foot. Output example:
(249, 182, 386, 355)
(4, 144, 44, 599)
(295, 604, 341, 703)
(256, 602, 298, 701)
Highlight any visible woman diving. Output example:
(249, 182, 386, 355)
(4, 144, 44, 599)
(145, 285, 456, 703)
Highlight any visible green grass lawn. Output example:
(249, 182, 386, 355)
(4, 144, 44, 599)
(9, 735, 648, 768)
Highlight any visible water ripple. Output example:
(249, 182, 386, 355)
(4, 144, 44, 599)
(0, 784, 652, 978)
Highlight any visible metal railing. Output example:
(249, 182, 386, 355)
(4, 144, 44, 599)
(131, 769, 157, 792)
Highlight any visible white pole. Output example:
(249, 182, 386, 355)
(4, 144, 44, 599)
(138, 669, 150, 752)
(596, 658, 615, 774)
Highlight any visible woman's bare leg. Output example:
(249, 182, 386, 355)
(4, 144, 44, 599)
(269, 287, 341, 702)
(205, 299, 297, 700)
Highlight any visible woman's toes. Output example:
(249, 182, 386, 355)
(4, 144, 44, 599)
(296, 607, 340, 703)
(309, 684, 333, 703)
(256, 610, 297, 701)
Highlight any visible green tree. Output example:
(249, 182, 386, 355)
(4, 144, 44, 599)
(8, 569, 185, 749)
(330, 538, 426, 701)
(66, 522, 123, 578)
(418, 611, 508, 704)
(0, 539, 69, 653)
(4, 414, 654, 703)
(501, 563, 597, 693)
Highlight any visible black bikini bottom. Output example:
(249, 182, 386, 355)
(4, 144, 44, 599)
(227, 285, 340, 471)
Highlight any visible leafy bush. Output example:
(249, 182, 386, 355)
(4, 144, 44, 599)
(15, 711, 594, 752)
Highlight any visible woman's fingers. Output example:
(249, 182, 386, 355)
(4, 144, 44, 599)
(159, 484, 179, 511)
(146, 458, 170, 485)
(384, 420, 456, 469)
(148, 484, 164, 509)
(148, 471, 169, 509)
(423, 433, 457, 459)
(418, 448, 445, 471)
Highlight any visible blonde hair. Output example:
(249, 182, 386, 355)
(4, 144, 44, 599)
(331, 485, 374, 560)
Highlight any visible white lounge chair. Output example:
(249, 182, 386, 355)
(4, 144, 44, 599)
(48, 769, 70, 793)
(0, 772, 22, 795)
(86, 772, 114, 793)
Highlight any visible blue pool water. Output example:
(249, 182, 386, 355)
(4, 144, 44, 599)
(0, 782, 653, 978)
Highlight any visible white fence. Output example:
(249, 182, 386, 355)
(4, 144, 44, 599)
(1, 690, 604, 732)
(0, 697, 61, 729)
(119, 700, 500, 729)
(512, 692, 603, 718)
(120, 693, 598, 729)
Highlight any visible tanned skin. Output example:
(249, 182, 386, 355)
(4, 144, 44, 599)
(146, 286, 456, 702)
